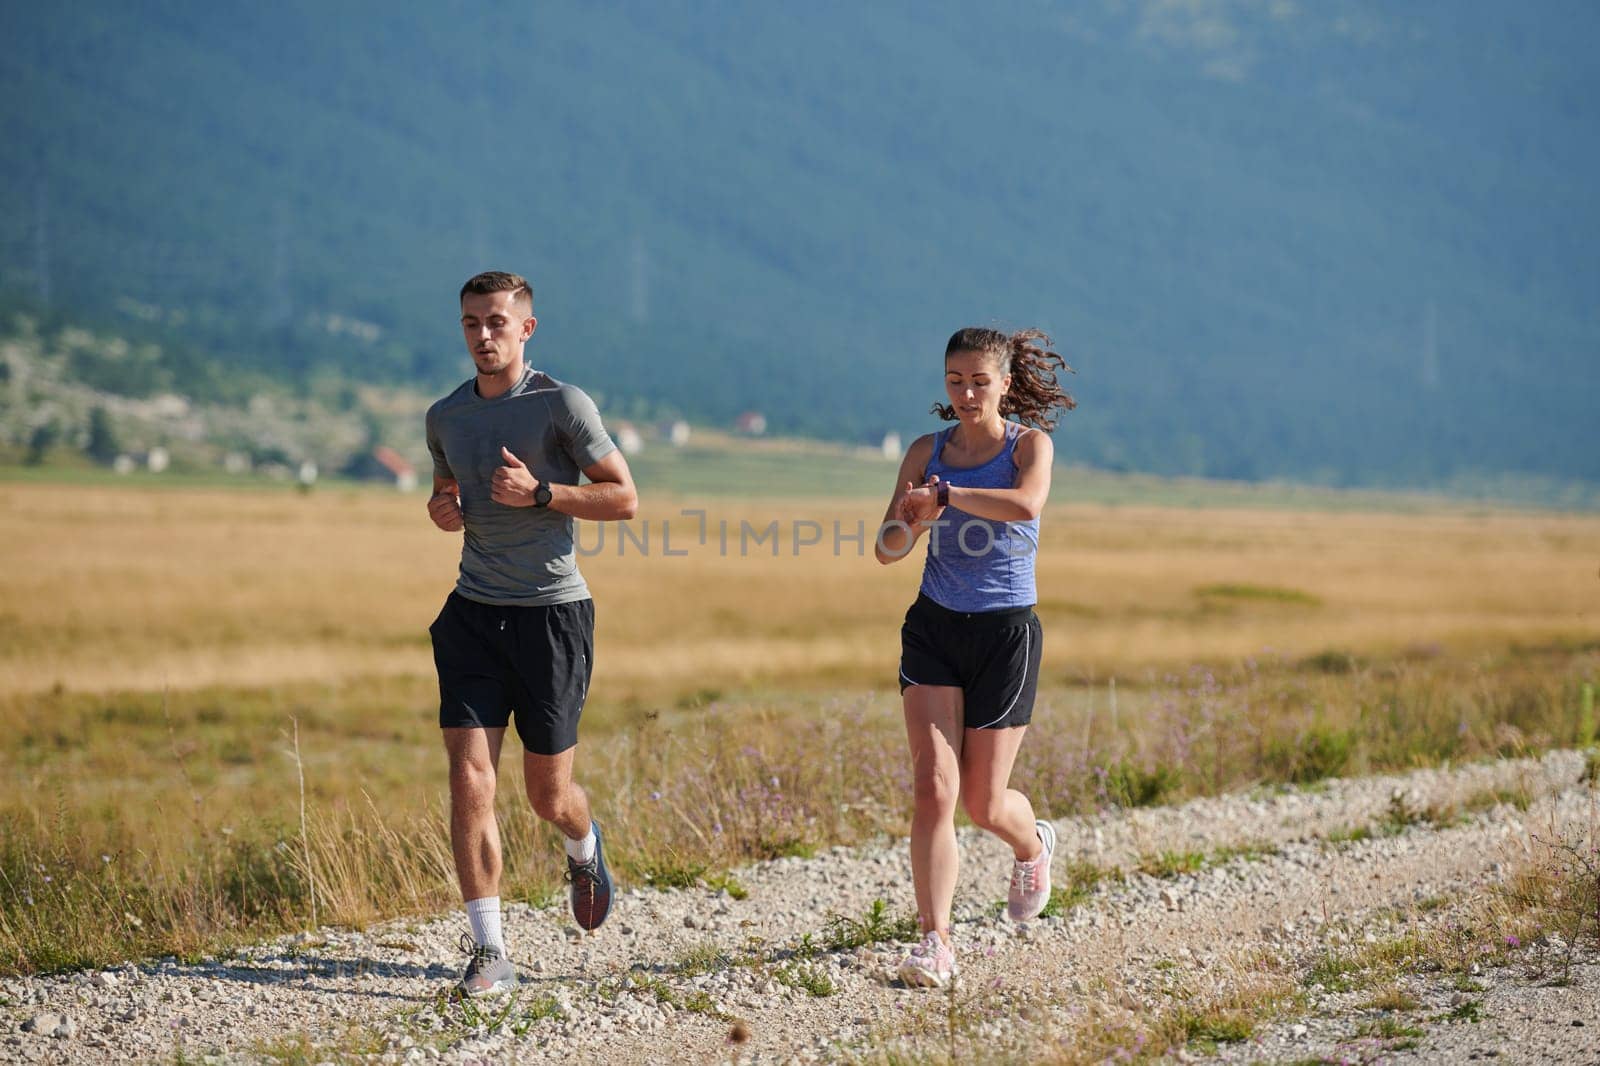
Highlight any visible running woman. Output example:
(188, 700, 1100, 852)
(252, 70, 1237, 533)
(875, 327, 1074, 988)
(425, 271, 638, 997)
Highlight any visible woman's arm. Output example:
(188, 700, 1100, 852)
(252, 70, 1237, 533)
(874, 434, 939, 565)
(899, 430, 1053, 523)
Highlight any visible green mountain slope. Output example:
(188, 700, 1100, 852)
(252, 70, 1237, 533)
(1, 0, 1595, 487)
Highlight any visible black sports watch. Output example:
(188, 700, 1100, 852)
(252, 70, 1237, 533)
(533, 483, 553, 508)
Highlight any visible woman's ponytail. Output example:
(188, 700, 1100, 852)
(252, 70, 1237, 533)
(931, 327, 1075, 430)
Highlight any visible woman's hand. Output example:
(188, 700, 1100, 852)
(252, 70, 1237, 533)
(898, 475, 945, 527)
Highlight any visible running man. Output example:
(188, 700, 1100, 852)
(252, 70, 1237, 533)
(875, 327, 1074, 988)
(425, 271, 638, 997)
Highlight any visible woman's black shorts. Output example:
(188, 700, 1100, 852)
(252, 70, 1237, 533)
(898, 593, 1042, 730)
(429, 592, 594, 755)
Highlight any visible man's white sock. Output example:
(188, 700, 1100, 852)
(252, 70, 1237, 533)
(564, 825, 597, 864)
(465, 896, 505, 955)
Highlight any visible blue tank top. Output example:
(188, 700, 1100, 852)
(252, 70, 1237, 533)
(918, 421, 1039, 612)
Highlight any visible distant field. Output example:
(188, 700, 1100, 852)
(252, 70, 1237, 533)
(1, 477, 1596, 973)
(8, 429, 1585, 510)
(0, 478, 1594, 702)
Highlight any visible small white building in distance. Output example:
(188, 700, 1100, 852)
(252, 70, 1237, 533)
(880, 432, 902, 460)
(663, 420, 691, 447)
(615, 421, 644, 455)
(735, 411, 767, 436)
(372, 446, 417, 491)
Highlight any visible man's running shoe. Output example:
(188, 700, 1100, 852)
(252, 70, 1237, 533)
(567, 819, 614, 931)
(1007, 819, 1057, 922)
(454, 932, 516, 998)
(897, 930, 957, 988)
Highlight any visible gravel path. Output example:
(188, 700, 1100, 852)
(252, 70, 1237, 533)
(3, 751, 1596, 1064)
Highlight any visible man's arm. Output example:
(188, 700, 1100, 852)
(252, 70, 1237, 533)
(427, 474, 464, 532)
(489, 447, 637, 521)
(554, 449, 637, 521)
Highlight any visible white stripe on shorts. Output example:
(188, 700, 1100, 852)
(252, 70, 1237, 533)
(973, 624, 1028, 730)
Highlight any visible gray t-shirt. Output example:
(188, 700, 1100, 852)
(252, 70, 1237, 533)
(425, 368, 617, 606)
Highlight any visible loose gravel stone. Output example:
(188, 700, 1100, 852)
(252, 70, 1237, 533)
(1, 750, 1595, 1064)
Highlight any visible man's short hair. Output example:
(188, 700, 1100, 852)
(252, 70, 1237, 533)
(460, 271, 533, 312)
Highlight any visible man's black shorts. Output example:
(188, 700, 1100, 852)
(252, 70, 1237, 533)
(429, 592, 594, 755)
(898, 593, 1042, 730)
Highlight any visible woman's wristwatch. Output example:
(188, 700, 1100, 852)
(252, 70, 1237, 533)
(936, 481, 949, 508)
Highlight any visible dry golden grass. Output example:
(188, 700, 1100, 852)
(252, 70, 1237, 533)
(1, 479, 1596, 974)
(1, 482, 1595, 703)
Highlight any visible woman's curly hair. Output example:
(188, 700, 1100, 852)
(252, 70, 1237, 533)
(931, 327, 1076, 431)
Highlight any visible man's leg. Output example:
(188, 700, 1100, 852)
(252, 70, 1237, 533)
(432, 593, 524, 992)
(526, 745, 613, 930)
(443, 725, 517, 995)
(523, 746, 591, 839)
(510, 598, 612, 929)
(445, 726, 508, 899)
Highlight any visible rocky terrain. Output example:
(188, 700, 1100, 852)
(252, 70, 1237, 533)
(4, 750, 1597, 1064)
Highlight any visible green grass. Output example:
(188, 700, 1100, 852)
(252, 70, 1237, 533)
(1209, 841, 1281, 864)
(1306, 952, 1364, 993)
(679, 990, 726, 1018)
(1037, 862, 1124, 917)
(624, 970, 730, 1020)
(775, 961, 836, 997)
(1102, 758, 1183, 808)
(1363, 986, 1421, 1012)
(1357, 1017, 1426, 1042)
(639, 859, 707, 889)
(250, 1028, 388, 1065)
(1195, 583, 1321, 607)
(1458, 785, 1533, 815)
(824, 899, 919, 951)
(1299, 650, 1361, 676)
(1138, 842, 1278, 878)
(1438, 999, 1483, 1023)
(1327, 823, 1373, 845)
(1327, 801, 1424, 846)
(1361, 933, 1429, 971)
(1352, 1015, 1427, 1052)
(1138, 850, 1206, 878)
(1265, 723, 1356, 783)
(1300, 928, 1452, 1008)
(4, 643, 1597, 976)
(704, 871, 749, 900)
(1178, 1006, 1255, 1047)
(673, 941, 734, 977)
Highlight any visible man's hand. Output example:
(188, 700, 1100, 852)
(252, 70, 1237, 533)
(490, 446, 541, 507)
(428, 479, 464, 532)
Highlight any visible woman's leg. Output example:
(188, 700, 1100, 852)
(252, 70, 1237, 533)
(959, 725, 1042, 860)
(902, 684, 964, 936)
